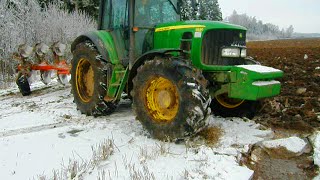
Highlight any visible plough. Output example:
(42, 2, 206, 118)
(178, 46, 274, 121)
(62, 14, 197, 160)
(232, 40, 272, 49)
(14, 42, 71, 96)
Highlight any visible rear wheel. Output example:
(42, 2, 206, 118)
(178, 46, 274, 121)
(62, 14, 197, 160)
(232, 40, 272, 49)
(71, 42, 117, 116)
(211, 93, 257, 119)
(132, 57, 211, 140)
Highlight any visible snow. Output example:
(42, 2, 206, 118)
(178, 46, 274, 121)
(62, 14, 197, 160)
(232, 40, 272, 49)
(252, 80, 280, 86)
(0, 123, 109, 179)
(0, 82, 285, 179)
(187, 82, 197, 87)
(310, 132, 320, 166)
(0, 112, 55, 132)
(237, 65, 282, 73)
(209, 117, 273, 156)
(309, 132, 320, 180)
(261, 137, 309, 154)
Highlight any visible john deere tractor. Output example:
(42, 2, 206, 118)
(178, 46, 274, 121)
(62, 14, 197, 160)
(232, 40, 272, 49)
(71, 0, 283, 140)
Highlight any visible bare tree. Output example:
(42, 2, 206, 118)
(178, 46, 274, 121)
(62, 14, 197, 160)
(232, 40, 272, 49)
(0, 0, 96, 88)
(225, 10, 294, 40)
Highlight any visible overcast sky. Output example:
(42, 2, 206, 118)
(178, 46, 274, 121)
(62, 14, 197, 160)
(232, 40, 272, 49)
(219, 0, 320, 33)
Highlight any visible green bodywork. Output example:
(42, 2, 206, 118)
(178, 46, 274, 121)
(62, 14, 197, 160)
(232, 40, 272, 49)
(72, 0, 283, 103)
(72, 30, 128, 101)
(212, 65, 283, 100)
(154, 20, 247, 70)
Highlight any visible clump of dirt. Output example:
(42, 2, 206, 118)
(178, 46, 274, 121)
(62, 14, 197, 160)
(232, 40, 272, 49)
(185, 126, 223, 147)
(247, 38, 320, 133)
(198, 126, 223, 146)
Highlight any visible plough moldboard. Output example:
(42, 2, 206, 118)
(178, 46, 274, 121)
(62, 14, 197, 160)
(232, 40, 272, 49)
(14, 42, 71, 96)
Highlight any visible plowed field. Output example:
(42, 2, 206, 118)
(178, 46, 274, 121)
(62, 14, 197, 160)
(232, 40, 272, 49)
(247, 38, 320, 133)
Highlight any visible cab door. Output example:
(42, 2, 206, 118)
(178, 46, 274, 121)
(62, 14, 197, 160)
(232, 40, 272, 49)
(98, 0, 129, 65)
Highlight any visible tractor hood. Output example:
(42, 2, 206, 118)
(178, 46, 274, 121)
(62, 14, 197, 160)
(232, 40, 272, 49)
(153, 21, 247, 53)
(155, 20, 247, 32)
(153, 21, 247, 70)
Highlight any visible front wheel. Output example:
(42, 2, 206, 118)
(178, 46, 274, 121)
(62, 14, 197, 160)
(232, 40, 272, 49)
(211, 93, 258, 119)
(132, 57, 211, 140)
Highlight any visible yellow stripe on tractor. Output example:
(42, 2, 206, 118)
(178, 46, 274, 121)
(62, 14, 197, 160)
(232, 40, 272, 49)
(155, 25, 206, 32)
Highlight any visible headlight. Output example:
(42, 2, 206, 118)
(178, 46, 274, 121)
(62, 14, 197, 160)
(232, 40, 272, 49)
(241, 49, 247, 58)
(221, 48, 240, 58)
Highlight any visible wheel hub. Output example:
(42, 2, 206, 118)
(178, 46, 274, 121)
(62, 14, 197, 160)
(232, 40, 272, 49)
(216, 93, 245, 109)
(145, 77, 179, 122)
(76, 58, 94, 103)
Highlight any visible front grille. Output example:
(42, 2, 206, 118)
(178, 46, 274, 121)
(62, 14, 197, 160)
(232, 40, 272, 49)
(201, 29, 246, 65)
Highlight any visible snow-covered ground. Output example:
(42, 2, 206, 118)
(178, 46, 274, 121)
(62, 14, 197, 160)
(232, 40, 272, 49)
(0, 81, 317, 179)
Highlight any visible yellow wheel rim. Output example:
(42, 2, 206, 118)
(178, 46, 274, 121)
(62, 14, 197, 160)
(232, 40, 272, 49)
(144, 77, 179, 123)
(76, 58, 94, 103)
(216, 93, 245, 109)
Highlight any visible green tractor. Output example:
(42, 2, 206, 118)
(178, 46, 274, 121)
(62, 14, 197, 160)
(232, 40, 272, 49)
(71, 0, 283, 140)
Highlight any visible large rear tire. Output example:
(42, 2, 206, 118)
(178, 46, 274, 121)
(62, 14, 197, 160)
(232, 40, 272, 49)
(71, 42, 117, 116)
(132, 57, 211, 140)
(211, 94, 258, 119)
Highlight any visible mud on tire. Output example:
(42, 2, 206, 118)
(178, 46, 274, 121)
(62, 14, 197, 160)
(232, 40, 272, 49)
(71, 42, 117, 116)
(132, 57, 211, 140)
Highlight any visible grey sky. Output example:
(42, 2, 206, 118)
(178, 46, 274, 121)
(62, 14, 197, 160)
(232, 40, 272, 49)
(219, 0, 320, 33)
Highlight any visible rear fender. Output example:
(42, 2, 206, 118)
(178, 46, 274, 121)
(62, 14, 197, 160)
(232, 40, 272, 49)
(71, 31, 120, 64)
(127, 49, 183, 94)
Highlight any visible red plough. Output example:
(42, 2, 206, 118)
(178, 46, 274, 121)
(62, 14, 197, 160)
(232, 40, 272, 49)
(14, 42, 71, 96)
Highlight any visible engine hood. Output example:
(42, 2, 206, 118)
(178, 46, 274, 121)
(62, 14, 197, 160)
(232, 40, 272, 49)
(155, 20, 247, 32)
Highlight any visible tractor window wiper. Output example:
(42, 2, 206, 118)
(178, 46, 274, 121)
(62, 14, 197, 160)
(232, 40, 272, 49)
(168, 0, 180, 14)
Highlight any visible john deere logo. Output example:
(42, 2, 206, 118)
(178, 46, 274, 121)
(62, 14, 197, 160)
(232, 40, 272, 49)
(239, 33, 243, 39)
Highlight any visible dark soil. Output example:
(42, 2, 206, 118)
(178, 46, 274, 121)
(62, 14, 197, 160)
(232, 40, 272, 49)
(245, 39, 320, 179)
(242, 145, 317, 180)
(247, 38, 320, 134)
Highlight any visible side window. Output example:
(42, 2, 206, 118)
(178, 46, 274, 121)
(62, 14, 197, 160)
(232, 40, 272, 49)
(162, 2, 178, 23)
(135, 0, 178, 27)
(112, 0, 127, 28)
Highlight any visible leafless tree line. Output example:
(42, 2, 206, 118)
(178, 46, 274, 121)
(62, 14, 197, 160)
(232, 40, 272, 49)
(225, 10, 294, 41)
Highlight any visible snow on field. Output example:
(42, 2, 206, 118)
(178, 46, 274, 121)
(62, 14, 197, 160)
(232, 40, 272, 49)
(237, 65, 282, 73)
(0, 81, 306, 180)
(261, 137, 309, 155)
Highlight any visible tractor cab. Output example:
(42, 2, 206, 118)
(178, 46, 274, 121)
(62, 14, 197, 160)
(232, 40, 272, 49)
(97, 0, 180, 59)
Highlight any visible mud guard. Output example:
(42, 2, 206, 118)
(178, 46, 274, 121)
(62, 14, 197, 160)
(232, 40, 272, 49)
(127, 49, 183, 94)
(71, 31, 120, 65)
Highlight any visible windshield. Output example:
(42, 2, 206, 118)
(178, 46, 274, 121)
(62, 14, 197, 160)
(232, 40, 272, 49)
(169, 0, 179, 14)
(135, 0, 180, 27)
